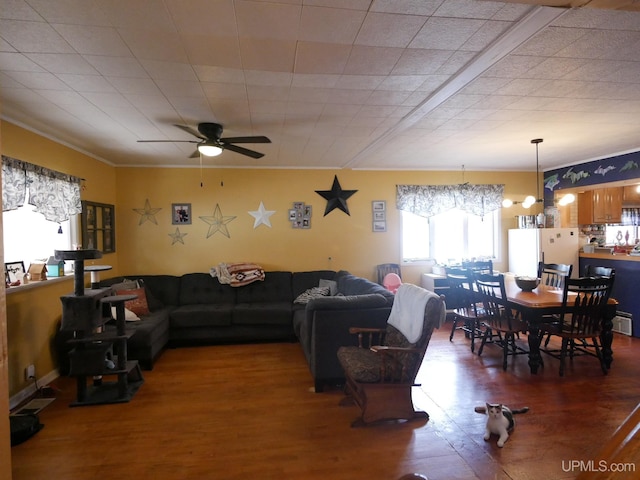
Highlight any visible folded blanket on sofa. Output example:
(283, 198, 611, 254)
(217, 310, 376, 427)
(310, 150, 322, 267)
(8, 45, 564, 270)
(210, 262, 265, 287)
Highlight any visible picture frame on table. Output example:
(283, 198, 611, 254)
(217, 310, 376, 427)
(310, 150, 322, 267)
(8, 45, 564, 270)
(5, 261, 25, 283)
(172, 203, 192, 225)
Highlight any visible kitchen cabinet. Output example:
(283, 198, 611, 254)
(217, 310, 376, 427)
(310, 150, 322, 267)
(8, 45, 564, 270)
(622, 185, 640, 206)
(578, 187, 622, 224)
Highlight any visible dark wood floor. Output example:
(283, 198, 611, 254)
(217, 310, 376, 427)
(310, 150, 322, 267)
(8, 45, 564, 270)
(10, 324, 640, 480)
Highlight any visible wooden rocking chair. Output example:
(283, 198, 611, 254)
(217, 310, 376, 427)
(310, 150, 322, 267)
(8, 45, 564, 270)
(337, 284, 445, 427)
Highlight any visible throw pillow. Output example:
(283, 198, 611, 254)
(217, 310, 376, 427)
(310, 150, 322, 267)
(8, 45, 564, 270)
(319, 279, 338, 296)
(294, 286, 330, 304)
(111, 306, 140, 322)
(115, 287, 150, 316)
(110, 278, 138, 292)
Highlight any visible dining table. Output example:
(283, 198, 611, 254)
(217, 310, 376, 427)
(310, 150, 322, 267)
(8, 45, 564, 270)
(502, 274, 618, 374)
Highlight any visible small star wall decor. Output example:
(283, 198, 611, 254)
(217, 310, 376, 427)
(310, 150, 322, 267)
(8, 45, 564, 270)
(248, 202, 276, 228)
(168, 227, 187, 245)
(133, 199, 162, 225)
(315, 175, 358, 216)
(200, 203, 237, 238)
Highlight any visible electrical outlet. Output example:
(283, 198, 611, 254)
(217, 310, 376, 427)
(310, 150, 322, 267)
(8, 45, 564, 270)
(25, 364, 35, 380)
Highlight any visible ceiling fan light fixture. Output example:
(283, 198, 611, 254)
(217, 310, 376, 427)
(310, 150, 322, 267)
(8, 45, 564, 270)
(198, 142, 223, 157)
(502, 198, 513, 208)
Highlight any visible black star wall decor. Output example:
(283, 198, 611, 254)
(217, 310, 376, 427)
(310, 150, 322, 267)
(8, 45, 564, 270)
(315, 175, 358, 216)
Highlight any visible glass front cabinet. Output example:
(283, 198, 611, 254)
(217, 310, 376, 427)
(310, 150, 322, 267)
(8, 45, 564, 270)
(81, 201, 115, 253)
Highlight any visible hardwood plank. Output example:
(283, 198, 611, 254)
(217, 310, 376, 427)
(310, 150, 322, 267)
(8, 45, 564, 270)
(11, 326, 640, 480)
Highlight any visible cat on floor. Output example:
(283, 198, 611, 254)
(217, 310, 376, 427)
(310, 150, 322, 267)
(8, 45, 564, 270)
(475, 403, 529, 447)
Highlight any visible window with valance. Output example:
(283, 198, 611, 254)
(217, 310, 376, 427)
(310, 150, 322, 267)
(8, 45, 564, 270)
(396, 183, 504, 218)
(2, 155, 82, 223)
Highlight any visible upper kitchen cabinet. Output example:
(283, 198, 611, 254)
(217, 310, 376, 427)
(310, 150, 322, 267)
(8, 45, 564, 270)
(622, 185, 640, 206)
(578, 187, 622, 224)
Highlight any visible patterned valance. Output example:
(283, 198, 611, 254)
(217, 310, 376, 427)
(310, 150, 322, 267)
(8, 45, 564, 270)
(396, 183, 504, 218)
(2, 155, 82, 222)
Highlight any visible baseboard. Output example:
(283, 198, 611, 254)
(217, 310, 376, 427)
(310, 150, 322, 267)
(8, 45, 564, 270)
(9, 369, 60, 411)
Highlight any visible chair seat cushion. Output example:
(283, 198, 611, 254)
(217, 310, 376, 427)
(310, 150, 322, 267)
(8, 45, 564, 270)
(337, 346, 382, 383)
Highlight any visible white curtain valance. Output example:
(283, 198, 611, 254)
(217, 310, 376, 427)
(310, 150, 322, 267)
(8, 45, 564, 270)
(396, 183, 504, 218)
(2, 155, 82, 222)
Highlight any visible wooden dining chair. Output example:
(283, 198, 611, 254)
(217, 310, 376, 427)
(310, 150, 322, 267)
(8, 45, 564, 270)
(583, 265, 615, 278)
(475, 273, 529, 371)
(538, 262, 572, 288)
(538, 275, 615, 376)
(462, 259, 493, 274)
(446, 267, 486, 352)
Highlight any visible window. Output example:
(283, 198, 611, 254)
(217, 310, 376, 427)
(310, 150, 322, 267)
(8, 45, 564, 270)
(402, 209, 500, 264)
(3, 202, 77, 272)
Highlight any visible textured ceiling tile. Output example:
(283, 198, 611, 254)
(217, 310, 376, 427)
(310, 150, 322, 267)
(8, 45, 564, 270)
(461, 20, 512, 52)
(335, 75, 385, 90)
(140, 60, 198, 81)
(293, 41, 351, 74)
(355, 12, 426, 48)
(240, 38, 296, 72)
(118, 28, 188, 62)
(164, 0, 238, 36)
(244, 70, 293, 87)
(96, 0, 176, 30)
(343, 45, 404, 75)
(180, 34, 242, 68)
(0, 0, 42, 21)
(0, 19, 75, 53)
(24, 0, 111, 25)
(410, 17, 485, 50)
(0, 52, 45, 72)
(370, 0, 441, 16)
(4, 70, 67, 90)
(235, 0, 301, 40)
(514, 26, 589, 57)
(377, 75, 429, 91)
(391, 49, 454, 75)
(53, 24, 131, 56)
(84, 55, 149, 77)
(203, 82, 249, 101)
(56, 73, 117, 93)
(246, 84, 289, 102)
(305, 0, 370, 10)
(155, 79, 205, 98)
(108, 77, 162, 95)
(433, 0, 505, 19)
(299, 5, 366, 44)
(291, 73, 340, 88)
(193, 65, 245, 83)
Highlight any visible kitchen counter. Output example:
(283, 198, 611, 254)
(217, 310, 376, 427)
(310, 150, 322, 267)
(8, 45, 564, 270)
(580, 252, 640, 262)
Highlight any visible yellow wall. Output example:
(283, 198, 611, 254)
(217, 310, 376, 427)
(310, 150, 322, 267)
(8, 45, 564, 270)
(1, 121, 539, 398)
(116, 167, 538, 283)
(2, 122, 119, 398)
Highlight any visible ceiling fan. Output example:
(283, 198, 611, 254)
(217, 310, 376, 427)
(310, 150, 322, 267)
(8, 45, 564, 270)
(138, 123, 271, 159)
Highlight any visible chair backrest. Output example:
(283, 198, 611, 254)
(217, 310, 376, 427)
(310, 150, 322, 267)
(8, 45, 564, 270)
(583, 264, 615, 278)
(445, 267, 475, 311)
(474, 273, 517, 329)
(376, 263, 401, 285)
(382, 272, 402, 293)
(462, 259, 493, 274)
(538, 262, 573, 288)
(560, 276, 615, 336)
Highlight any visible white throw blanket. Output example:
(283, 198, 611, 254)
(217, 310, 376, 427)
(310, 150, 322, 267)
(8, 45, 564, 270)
(388, 283, 444, 343)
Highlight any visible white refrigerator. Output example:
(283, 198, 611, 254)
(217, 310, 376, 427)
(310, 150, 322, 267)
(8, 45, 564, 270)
(508, 228, 580, 278)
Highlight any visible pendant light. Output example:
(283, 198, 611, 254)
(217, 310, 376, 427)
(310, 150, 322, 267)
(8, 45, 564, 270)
(502, 138, 550, 209)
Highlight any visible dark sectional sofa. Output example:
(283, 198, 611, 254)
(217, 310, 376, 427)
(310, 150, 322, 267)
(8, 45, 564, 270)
(56, 270, 394, 392)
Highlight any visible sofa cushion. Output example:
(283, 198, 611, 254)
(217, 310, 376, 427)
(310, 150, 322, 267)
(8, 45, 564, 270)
(170, 304, 233, 328)
(179, 273, 236, 305)
(294, 286, 330, 304)
(137, 275, 181, 308)
(115, 287, 150, 316)
(292, 270, 336, 298)
(235, 271, 292, 303)
(233, 302, 292, 326)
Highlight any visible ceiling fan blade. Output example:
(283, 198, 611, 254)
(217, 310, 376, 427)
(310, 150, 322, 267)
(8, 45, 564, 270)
(222, 143, 265, 159)
(174, 124, 206, 140)
(220, 136, 271, 144)
(137, 139, 199, 143)
(189, 150, 199, 158)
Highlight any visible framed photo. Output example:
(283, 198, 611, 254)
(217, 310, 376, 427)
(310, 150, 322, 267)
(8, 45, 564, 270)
(172, 203, 192, 225)
(373, 221, 387, 232)
(373, 211, 386, 221)
(372, 200, 386, 211)
(5, 261, 25, 283)
(291, 202, 312, 229)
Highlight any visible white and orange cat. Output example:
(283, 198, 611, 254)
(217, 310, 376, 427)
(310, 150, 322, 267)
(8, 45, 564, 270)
(477, 403, 529, 447)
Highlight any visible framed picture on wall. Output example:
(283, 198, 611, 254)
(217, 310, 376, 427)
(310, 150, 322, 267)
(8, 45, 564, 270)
(172, 203, 192, 225)
(372, 200, 386, 211)
(373, 221, 387, 232)
(5, 261, 25, 283)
